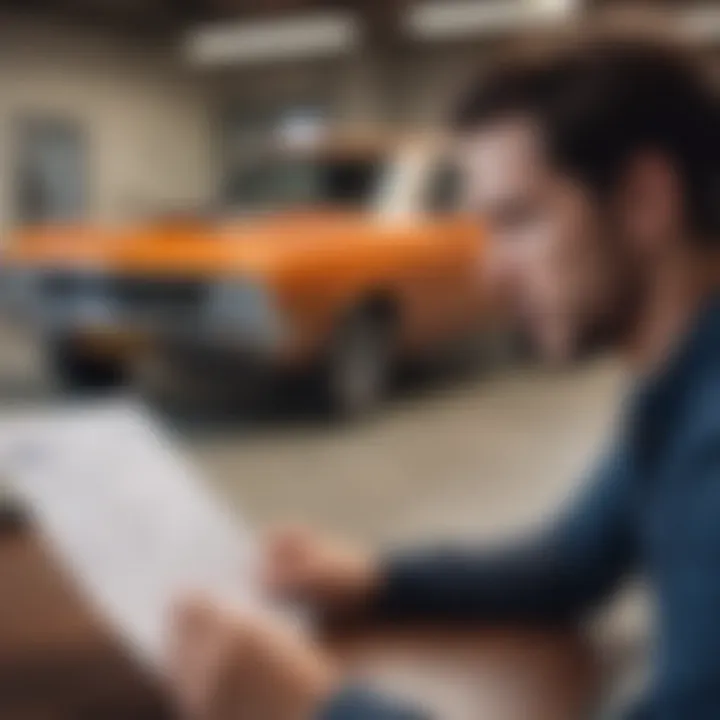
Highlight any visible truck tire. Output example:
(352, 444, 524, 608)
(319, 305, 396, 420)
(47, 338, 127, 391)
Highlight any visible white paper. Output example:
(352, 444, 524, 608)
(0, 400, 258, 666)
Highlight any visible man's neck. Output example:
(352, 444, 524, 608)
(624, 247, 720, 376)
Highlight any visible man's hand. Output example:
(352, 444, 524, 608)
(262, 526, 379, 613)
(165, 595, 338, 720)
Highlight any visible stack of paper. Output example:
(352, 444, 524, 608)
(0, 400, 258, 666)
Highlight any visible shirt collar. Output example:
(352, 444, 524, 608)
(627, 293, 720, 438)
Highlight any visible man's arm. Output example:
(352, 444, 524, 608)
(321, 688, 430, 720)
(373, 451, 638, 625)
(318, 454, 637, 720)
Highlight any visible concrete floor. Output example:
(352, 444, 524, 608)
(0, 323, 625, 548)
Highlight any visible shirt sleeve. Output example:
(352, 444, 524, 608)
(373, 449, 638, 625)
(319, 687, 431, 720)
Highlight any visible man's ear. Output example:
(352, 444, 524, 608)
(615, 152, 684, 256)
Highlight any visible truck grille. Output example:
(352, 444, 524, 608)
(39, 272, 208, 324)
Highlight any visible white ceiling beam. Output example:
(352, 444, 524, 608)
(184, 1, 719, 66)
(680, 4, 720, 42)
(185, 11, 360, 66)
(405, 0, 577, 41)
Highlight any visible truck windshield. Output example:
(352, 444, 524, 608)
(223, 157, 381, 210)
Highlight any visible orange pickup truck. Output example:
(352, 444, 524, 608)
(1, 136, 491, 416)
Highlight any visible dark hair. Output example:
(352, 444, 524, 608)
(453, 28, 719, 242)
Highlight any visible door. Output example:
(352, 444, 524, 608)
(15, 118, 87, 225)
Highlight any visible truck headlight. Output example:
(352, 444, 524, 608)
(206, 280, 283, 346)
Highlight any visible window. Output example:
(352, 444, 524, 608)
(224, 156, 382, 210)
(15, 118, 87, 225)
(220, 102, 330, 197)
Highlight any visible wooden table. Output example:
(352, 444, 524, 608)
(0, 510, 599, 720)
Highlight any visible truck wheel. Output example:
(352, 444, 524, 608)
(320, 306, 395, 419)
(47, 338, 127, 391)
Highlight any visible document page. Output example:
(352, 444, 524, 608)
(0, 400, 258, 666)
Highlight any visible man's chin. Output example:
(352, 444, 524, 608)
(536, 345, 576, 367)
(535, 329, 610, 365)
(533, 328, 586, 366)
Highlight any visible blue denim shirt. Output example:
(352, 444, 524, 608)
(321, 297, 720, 720)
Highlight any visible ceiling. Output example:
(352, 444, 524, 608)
(0, 0, 696, 36)
(0, 0, 407, 30)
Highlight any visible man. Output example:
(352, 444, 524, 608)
(166, 26, 719, 720)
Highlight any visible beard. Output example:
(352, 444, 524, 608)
(534, 230, 645, 364)
(572, 248, 645, 362)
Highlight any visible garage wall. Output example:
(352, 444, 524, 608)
(394, 41, 493, 124)
(0, 16, 216, 233)
(206, 56, 367, 130)
(0, 15, 491, 235)
(205, 39, 491, 131)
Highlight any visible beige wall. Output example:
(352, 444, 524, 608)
(0, 15, 490, 234)
(395, 42, 492, 124)
(206, 56, 368, 129)
(0, 16, 216, 232)
(0, 13, 709, 236)
(206, 41, 489, 129)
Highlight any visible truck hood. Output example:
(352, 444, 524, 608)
(4, 211, 382, 277)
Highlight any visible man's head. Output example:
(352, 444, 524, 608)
(456, 28, 718, 361)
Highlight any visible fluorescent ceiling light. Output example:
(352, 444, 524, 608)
(186, 12, 360, 66)
(680, 5, 720, 41)
(407, 0, 575, 40)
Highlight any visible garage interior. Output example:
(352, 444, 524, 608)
(0, 2, 717, 717)
(0, 0, 666, 536)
